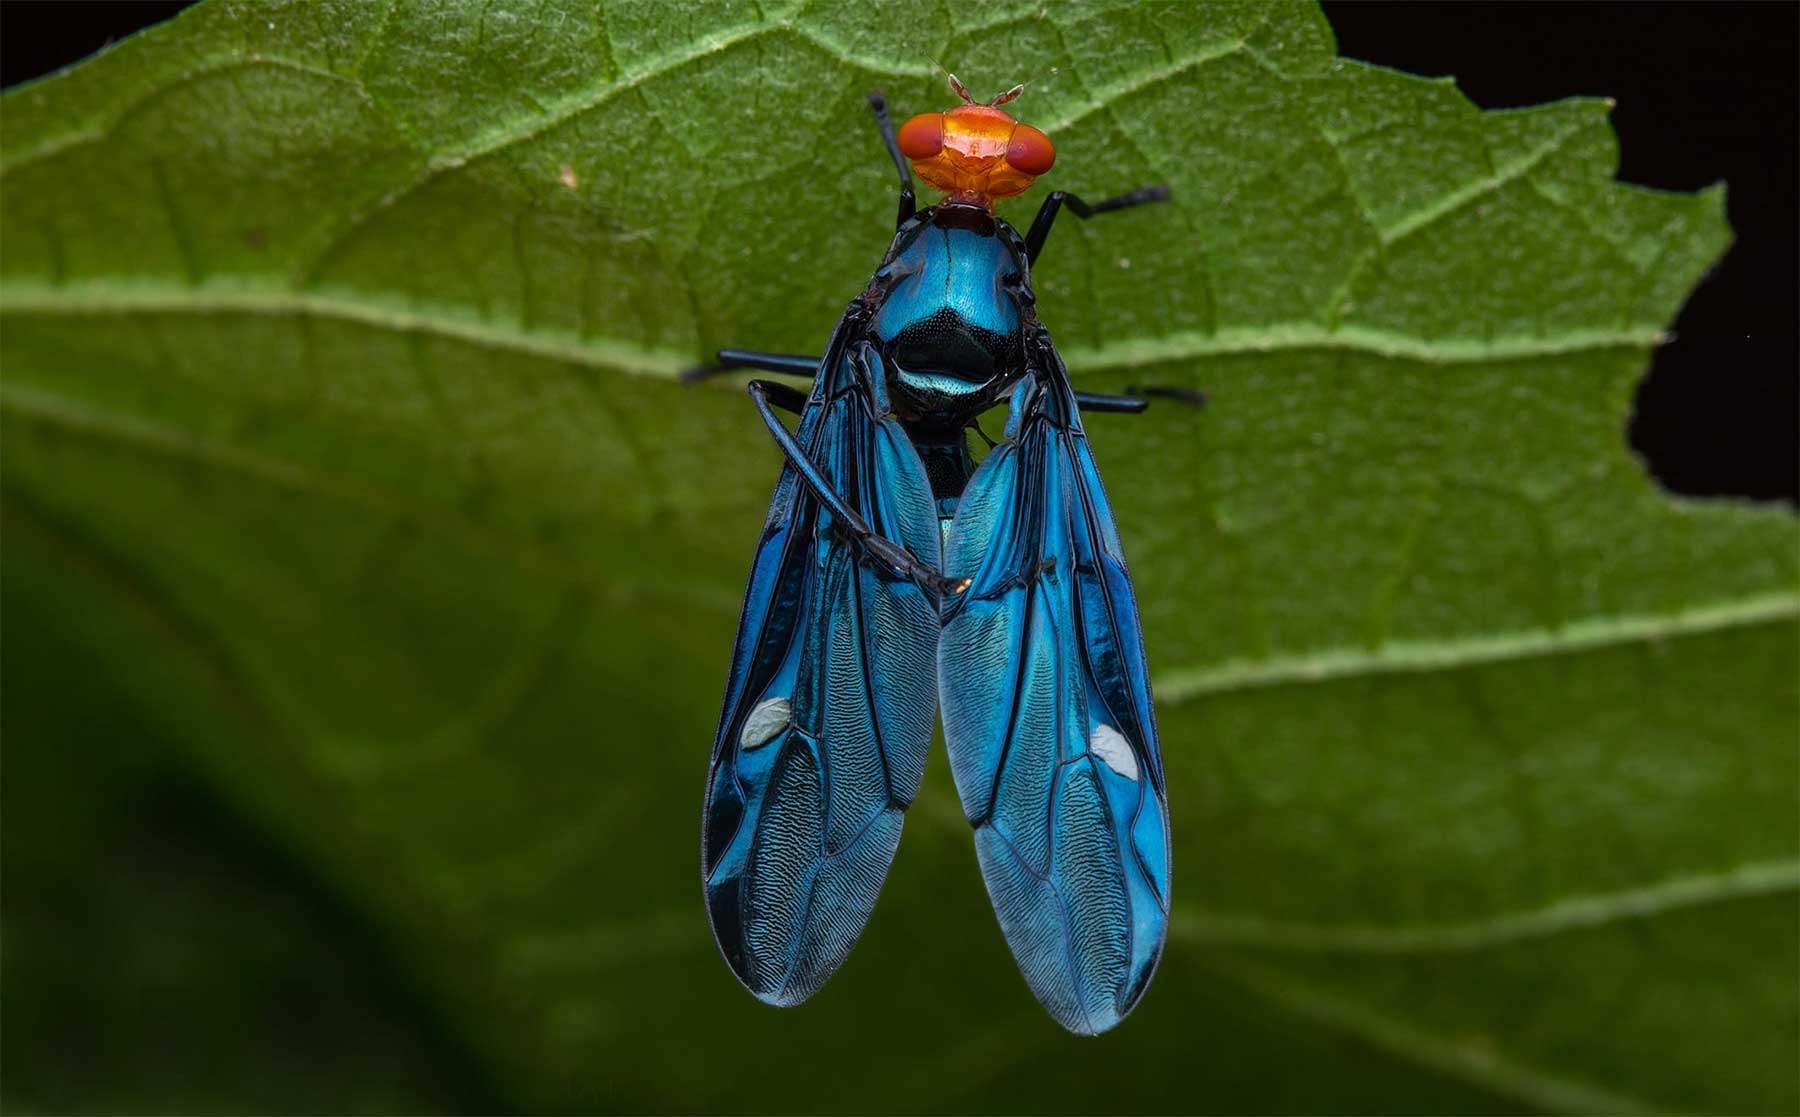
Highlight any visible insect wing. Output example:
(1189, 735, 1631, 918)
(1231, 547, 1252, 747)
(701, 333, 941, 1006)
(939, 350, 1170, 1035)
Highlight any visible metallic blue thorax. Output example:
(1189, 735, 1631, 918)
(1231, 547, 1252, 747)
(871, 206, 1029, 432)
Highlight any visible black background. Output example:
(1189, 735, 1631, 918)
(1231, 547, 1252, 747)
(3, 1, 1795, 504)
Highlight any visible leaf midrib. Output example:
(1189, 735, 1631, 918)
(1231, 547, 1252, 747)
(0, 280, 1667, 380)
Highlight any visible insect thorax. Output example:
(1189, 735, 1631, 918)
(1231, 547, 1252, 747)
(871, 205, 1031, 432)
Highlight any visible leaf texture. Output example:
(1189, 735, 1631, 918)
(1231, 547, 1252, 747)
(2, 1, 1795, 1112)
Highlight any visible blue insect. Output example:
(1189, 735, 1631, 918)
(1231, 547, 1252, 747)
(691, 77, 1182, 1035)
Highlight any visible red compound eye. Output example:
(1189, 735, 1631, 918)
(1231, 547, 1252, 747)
(896, 113, 944, 159)
(1006, 124, 1055, 176)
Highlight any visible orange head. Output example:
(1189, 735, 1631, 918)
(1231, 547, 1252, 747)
(895, 74, 1055, 211)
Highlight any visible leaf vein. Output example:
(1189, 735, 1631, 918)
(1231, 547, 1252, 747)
(296, 19, 780, 286)
(0, 283, 1669, 375)
(1379, 117, 1587, 245)
(0, 55, 365, 175)
(1175, 857, 1798, 957)
(0, 382, 738, 616)
(1200, 953, 1657, 1113)
(1153, 596, 1800, 702)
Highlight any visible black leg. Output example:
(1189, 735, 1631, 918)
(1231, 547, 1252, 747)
(680, 349, 820, 386)
(748, 380, 966, 599)
(1024, 185, 1171, 265)
(753, 378, 810, 416)
(1127, 384, 1208, 409)
(868, 91, 917, 230)
(1073, 387, 1207, 415)
(1073, 390, 1150, 414)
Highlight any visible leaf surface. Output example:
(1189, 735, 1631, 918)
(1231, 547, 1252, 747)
(3, 1, 1795, 1111)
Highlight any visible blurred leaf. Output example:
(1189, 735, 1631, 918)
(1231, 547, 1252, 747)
(1, 1, 1794, 1113)
(0, 562, 495, 1113)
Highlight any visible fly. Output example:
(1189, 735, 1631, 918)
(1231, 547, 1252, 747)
(692, 76, 1182, 1036)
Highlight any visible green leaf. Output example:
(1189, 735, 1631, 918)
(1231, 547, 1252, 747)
(0, 571, 499, 1113)
(3, 1, 1794, 1112)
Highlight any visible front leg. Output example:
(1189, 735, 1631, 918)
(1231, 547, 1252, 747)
(747, 380, 966, 599)
(750, 378, 809, 416)
(867, 91, 918, 230)
(1024, 185, 1171, 265)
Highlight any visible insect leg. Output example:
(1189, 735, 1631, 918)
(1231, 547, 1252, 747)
(748, 380, 965, 598)
(1024, 185, 1171, 265)
(1073, 387, 1209, 414)
(867, 91, 918, 230)
(1072, 390, 1149, 414)
(1128, 384, 1209, 408)
(753, 379, 810, 416)
(680, 350, 820, 386)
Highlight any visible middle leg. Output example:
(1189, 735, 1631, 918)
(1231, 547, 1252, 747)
(1072, 390, 1149, 414)
(681, 349, 820, 386)
(1071, 388, 1207, 414)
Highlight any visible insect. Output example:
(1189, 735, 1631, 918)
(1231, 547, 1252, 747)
(693, 76, 1177, 1036)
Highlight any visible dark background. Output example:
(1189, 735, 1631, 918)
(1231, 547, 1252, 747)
(3, 1, 1795, 503)
(1321, 0, 1798, 504)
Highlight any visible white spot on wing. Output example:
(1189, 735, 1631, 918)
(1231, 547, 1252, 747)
(740, 696, 792, 750)
(1089, 723, 1139, 781)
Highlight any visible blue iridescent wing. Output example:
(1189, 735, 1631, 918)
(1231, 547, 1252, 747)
(938, 344, 1170, 1035)
(701, 327, 941, 1005)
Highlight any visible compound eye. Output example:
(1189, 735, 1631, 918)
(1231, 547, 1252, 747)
(1006, 124, 1055, 176)
(896, 113, 944, 159)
